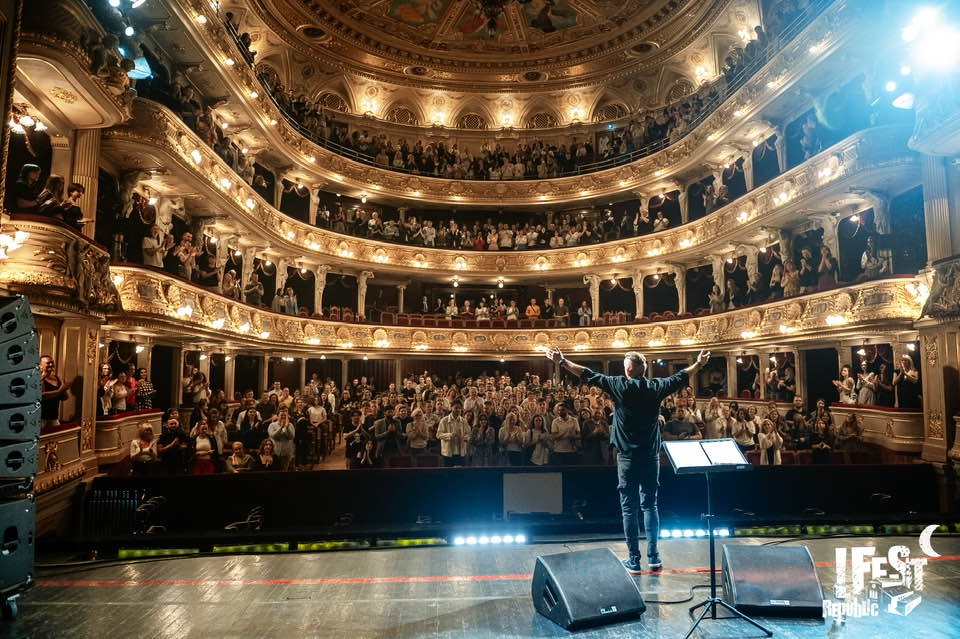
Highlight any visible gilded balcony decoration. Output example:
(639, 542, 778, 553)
(19, 0, 134, 124)
(108, 264, 923, 356)
(920, 258, 960, 319)
(177, 0, 853, 204)
(829, 406, 925, 454)
(94, 412, 163, 466)
(36, 427, 87, 495)
(105, 104, 917, 277)
(0, 218, 119, 316)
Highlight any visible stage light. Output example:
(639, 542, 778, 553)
(885, 80, 897, 92)
(695, 529, 707, 538)
(490, 536, 502, 544)
(124, 25, 135, 37)
(716, 528, 730, 537)
(454, 537, 465, 545)
(502, 535, 514, 543)
(892, 92, 916, 109)
(661, 530, 672, 538)
(671, 529, 683, 538)
(479, 536, 489, 545)
(514, 535, 526, 544)
(683, 529, 695, 538)
(466, 536, 477, 545)
(109, 0, 120, 6)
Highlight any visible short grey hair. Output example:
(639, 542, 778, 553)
(624, 351, 646, 367)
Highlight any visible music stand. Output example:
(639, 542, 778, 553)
(662, 438, 773, 639)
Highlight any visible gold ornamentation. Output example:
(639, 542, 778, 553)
(81, 418, 94, 451)
(884, 419, 895, 438)
(924, 335, 938, 367)
(49, 85, 77, 104)
(928, 410, 944, 439)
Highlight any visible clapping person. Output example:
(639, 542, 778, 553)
(757, 419, 783, 465)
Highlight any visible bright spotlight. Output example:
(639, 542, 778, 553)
(683, 529, 695, 538)
(892, 92, 916, 109)
(124, 26, 135, 36)
(695, 529, 707, 538)
(671, 529, 683, 538)
(490, 536, 502, 544)
(716, 528, 731, 537)
(454, 537, 465, 545)
(466, 536, 477, 545)
(514, 534, 527, 544)
(661, 530, 673, 539)
(885, 80, 897, 92)
(478, 536, 490, 545)
(503, 535, 514, 544)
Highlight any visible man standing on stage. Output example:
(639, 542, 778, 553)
(545, 346, 711, 574)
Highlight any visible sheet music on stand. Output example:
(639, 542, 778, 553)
(662, 438, 749, 474)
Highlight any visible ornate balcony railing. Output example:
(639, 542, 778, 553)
(107, 262, 924, 355)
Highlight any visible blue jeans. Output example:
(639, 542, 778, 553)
(617, 450, 660, 558)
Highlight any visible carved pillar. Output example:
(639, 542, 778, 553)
(631, 269, 644, 320)
(241, 247, 258, 294)
(223, 352, 236, 400)
(584, 274, 601, 319)
(811, 215, 840, 264)
(315, 265, 330, 314)
(778, 228, 794, 264)
(49, 134, 71, 183)
(261, 355, 271, 393)
(72, 129, 101, 239)
(137, 340, 154, 379)
(198, 350, 211, 382)
(396, 284, 406, 313)
(299, 357, 307, 392)
(174, 347, 187, 407)
(58, 319, 100, 446)
(678, 188, 689, 224)
(309, 187, 319, 226)
(726, 353, 739, 400)
(275, 258, 291, 293)
(357, 270, 374, 319)
(741, 245, 761, 278)
(670, 264, 687, 315)
(709, 255, 727, 296)
(545, 287, 554, 304)
(740, 149, 754, 191)
(921, 155, 955, 264)
(918, 329, 949, 463)
(774, 127, 788, 173)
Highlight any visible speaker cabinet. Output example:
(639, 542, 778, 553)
(0, 298, 35, 347)
(0, 441, 38, 480)
(0, 404, 40, 442)
(0, 368, 40, 407)
(532, 547, 646, 630)
(722, 544, 824, 617)
(0, 499, 34, 590)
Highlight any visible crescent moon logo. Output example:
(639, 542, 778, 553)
(918, 524, 941, 558)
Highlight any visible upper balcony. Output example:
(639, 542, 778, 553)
(169, 0, 859, 206)
(101, 104, 918, 279)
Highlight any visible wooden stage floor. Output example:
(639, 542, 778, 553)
(5, 536, 959, 639)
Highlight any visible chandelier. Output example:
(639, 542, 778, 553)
(8, 104, 47, 134)
(471, 0, 534, 37)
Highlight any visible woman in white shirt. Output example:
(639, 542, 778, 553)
(527, 414, 551, 466)
(757, 419, 783, 465)
(733, 408, 757, 452)
(142, 225, 164, 268)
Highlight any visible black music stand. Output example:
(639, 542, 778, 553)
(662, 438, 773, 639)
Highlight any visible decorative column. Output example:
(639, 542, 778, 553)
(72, 129, 101, 239)
(545, 287, 554, 304)
(670, 264, 687, 315)
(774, 127, 788, 173)
(261, 355, 271, 393)
(740, 149, 754, 192)
(677, 188, 689, 224)
(309, 187, 320, 226)
(357, 270, 374, 319)
(198, 349, 211, 382)
(740, 245, 761, 279)
(921, 155, 955, 264)
(174, 347, 187, 407)
(726, 353, 739, 400)
(777, 228, 794, 265)
(275, 258, 291, 293)
(241, 247, 258, 293)
(584, 273, 601, 319)
(315, 265, 330, 314)
(396, 284, 406, 313)
(50, 135, 72, 183)
(299, 357, 307, 392)
(812, 214, 841, 262)
(223, 352, 236, 399)
(631, 269, 644, 320)
(709, 255, 727, 296)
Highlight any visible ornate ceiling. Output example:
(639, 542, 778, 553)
(243, 0, 759, 111)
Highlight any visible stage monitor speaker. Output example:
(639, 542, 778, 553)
(722, 544, 824, 617)
(0, 298, 35, 347)
(532, 547, 646, 630)
(0, 404, 41, 442)
(0, 368, 40, 407)
(0, 498, 34, 590)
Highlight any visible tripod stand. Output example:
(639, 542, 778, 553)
(684, 470, 772, 639)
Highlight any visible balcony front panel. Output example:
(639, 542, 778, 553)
(108, 264, 924, 356)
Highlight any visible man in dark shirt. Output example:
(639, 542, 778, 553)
(546, 346, 710, 574)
